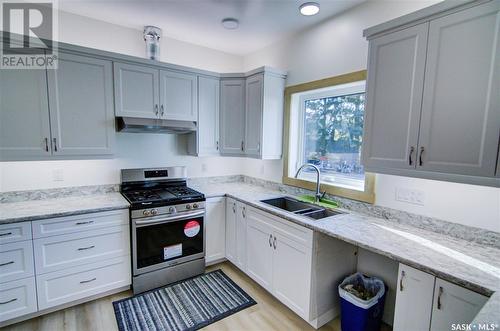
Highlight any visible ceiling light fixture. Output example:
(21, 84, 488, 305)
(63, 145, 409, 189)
(299, 2, 320, 16)
(221, 18, 239, 30)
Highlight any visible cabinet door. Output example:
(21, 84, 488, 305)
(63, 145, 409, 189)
(0, 277, 37, 322)
(418, 2, 500, 177)
(220, 79, 245, 156)
(225, 198, 237, 263)
(159, 70, 197, 121)
(198, 76, 220, 155)
(430, 278, 488, 331)
(235, 203, 247, 271)
(114, 62, 159, 119)
(393, 264, 435, 331)
(272, 230, 312, 319)
(246, 208, 273, 291)
(205, 197, 225, 264)
(244, 74, 263, 158)
(0, 67, 51, 160)
(47, 53, 115, 155)
(362, 23, 428, 170)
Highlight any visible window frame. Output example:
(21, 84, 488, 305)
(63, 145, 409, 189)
(282, 70, 375, 204)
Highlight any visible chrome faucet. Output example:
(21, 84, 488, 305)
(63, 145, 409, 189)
(294, 163, 323, 202)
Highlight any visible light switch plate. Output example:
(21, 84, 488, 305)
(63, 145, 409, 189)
(395, 187, 425, 206)
(52, 169, 64, 182)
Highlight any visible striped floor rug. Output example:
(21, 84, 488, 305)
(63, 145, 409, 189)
(113, 270, 256, 331)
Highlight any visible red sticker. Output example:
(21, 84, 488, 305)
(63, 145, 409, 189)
(184, 220, 200, 237)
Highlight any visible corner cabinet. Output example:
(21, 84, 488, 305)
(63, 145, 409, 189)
(205, 197, 226, 264)
(224, 198, 247, 271)
(0, 51, 115, 160)
(362, 1, 500, 186)
(220, 68, 286, 159)
(114, 62, 198, 121)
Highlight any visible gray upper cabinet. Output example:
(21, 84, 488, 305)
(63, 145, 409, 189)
(220, 79, 246, 156)
(114, 62, 159, 119)
(245, 74, 264, 158)
(363, 1, 500, 186)
(417, 2, 500, 177)
(0, 67, 51, 160)
(47, 53, 115, 156)
(362, 23, 428, 170)
(159, 70, 197, 121)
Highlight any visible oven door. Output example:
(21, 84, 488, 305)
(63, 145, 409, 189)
(132, 210, 205, 276)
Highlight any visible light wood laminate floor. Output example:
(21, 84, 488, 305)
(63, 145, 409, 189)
(3, 262, 391, 331)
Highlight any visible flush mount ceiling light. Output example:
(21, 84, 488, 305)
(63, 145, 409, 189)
(221, 18, 239, 30)
(299, 2, 320, 16)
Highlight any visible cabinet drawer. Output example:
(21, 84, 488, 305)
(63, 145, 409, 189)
(34, 225, 130, 274)
(32, 209, 129, 238)
(0, 222, 31, 244)
(0, 277, 37, 323)
(36, 256, 131, 310)
(249, 206, 313, 248)
(0, 241, 34, 284)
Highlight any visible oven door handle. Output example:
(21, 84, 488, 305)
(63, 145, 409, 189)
(134, 210, 205, 226)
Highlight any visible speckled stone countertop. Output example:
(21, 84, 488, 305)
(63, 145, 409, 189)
(0, 193, 129, 223)
(190, 181, 500, 324)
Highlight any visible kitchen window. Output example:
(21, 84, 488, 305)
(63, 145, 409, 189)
(283, 70, 375, 203)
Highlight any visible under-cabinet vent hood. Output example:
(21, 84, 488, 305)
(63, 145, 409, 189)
(116, 117, 197, 134)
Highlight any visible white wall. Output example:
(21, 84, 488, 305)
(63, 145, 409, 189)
(242, 0, 500, 232)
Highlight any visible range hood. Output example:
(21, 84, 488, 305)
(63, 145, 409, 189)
(116, 117, 197, 134)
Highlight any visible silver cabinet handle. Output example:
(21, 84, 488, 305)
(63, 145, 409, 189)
(216, 141, 219, 151)
(399, 270, 405, 291)
(273, 236, 277, 249)
(0, 232, 12, 237)
(419, 146, 425, 166)
(0, 298, 17, 305)
(408, 147, 414, 166)
(154, 104, 159, 116)
(241, 141, 244, 151)
(80, 277, 96, 284)
(160, 104, 164, 117)
(52, 138, 58, 152)
(44, 138, 49, 152)
(232, 203, 236, 213)
(0, 261, 14, 267)
(269, 234, 272, 247)
(257, 142, 260, 153)
(77, 245, 95, 251)
(242, 207, 246, 218)
(437, 286, 443, 310)
(76, 220, 94, 225)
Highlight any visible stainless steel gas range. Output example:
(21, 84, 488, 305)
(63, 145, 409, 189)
(120, 166, 205, 294)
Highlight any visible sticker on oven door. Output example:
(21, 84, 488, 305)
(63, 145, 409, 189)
(164, 244, 182, 260)
(184, 220, 200, 237)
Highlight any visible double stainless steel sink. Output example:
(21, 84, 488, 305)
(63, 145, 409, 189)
(260, 197, 344, 220)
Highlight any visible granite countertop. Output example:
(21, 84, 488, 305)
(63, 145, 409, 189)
(0, 193, 129, 223)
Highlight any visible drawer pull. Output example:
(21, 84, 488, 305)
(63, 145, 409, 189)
(76, 221, 94, 225)
(77, 245, 95, 251)
(80, 277, 97, 284)
(0, 232, 12, 237)
(0, 298, 17, 305)
(0, 261, 14, 267)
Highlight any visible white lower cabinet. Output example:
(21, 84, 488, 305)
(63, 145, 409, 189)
(205, 197, 226, 264)
(36, 256, 131, 310)
(393, 264, 435, 331)
(0, 240, 35, 284)
(246, 211, 274, 291)
(430, 278, 488, 331)
(394, 263, 488, 331)
(225, 198, 246, 271)
(0, 277, 37, 322)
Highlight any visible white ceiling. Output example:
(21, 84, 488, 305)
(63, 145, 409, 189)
(58, 0, 365, 55)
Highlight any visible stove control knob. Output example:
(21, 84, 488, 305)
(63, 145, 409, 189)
(143, 210, 151, 216)
(186, 204, 192, 210)
(193, 203, 198, 209)
(151, 209, 158, 215)
(169, 207, 176, 214)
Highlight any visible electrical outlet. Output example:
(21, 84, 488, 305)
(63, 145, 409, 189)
(395, 187, 425, 206)
(201, 163, 207, 172)
(260, 164, 265, 175)
(52, 169, 64, 182)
